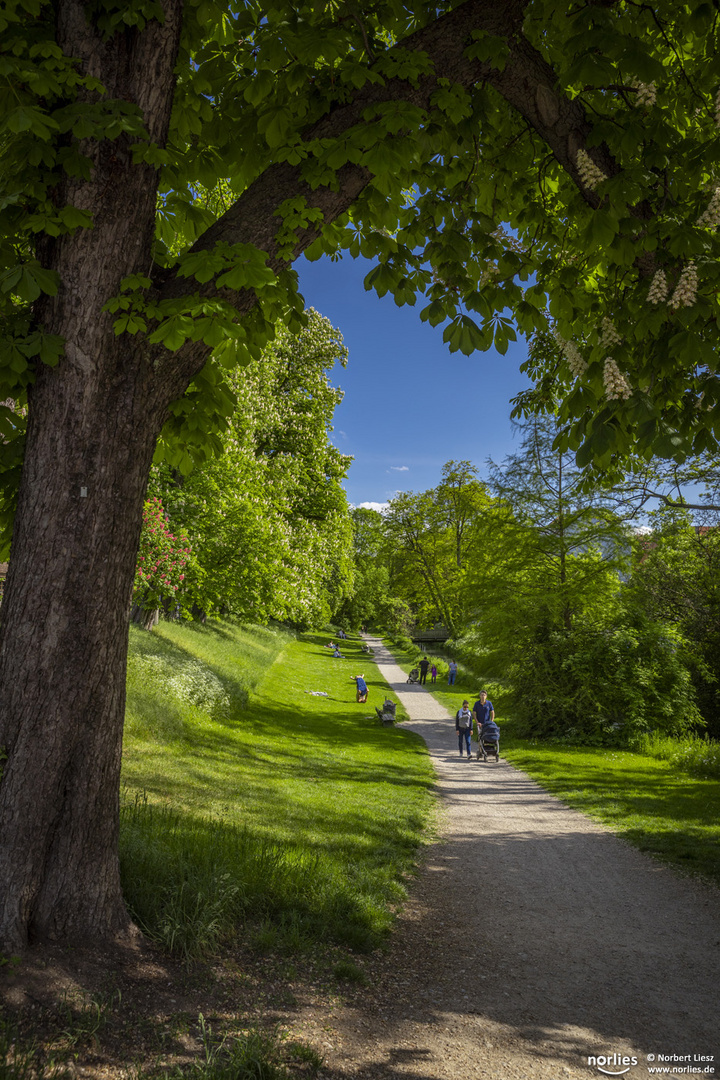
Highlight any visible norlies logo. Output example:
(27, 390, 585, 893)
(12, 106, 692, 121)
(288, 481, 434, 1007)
(588, 1053, 639, 1076)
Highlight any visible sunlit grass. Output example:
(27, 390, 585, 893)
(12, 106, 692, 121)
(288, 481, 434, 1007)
(121, 622, 433, 956)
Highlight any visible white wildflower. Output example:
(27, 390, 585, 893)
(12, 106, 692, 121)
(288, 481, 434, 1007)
(599, 317, 622, 348)
(631, 79, 656, 107)
(669, 261, 698, 310)
(603, 357, 632, 401)
(576, 149, 608, 191)
(553, 329, 587, 377)
(647, 269, 668, 304)
(697, 187, 720, 229)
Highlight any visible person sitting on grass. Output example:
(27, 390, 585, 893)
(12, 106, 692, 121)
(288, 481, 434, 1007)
(333, 646, 344, 658)
(352, 674, 368, 703)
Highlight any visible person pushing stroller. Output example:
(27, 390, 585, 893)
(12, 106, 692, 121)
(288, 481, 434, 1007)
(473, 690, 500, 762)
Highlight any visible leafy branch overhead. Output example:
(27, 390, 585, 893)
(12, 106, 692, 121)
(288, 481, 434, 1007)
(2, 0, 720, 484)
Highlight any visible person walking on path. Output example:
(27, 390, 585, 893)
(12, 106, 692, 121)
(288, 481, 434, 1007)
(472, 690, 494, 729)
(448, 659, 458, 685)
(455, 699, 473, 758)
(418, 656, 430, 684)
(430, 663, 437, 685)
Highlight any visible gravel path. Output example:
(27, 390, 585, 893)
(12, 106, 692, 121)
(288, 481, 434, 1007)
(322, 638, 720, 1080)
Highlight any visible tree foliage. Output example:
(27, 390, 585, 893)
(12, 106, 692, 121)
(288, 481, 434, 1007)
(629, 510, 720, 739)
(384, 460, 490, 636)
(3, 0, 720, 523)
(150, 310, 355, 627)
(335, 507, 412, 633)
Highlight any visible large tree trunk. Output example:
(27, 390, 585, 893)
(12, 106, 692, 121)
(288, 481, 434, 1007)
(0, 363, 160, 947)
(0, 0, 182, 951)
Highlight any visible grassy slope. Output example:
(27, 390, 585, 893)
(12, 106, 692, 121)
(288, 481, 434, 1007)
(385, 637, 720, 886)
(121, 622, 434, 955)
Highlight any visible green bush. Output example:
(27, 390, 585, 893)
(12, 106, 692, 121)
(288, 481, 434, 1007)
(508, 612, 701, 744)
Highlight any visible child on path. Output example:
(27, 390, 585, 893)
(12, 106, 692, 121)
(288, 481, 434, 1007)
(455, 700, 473, 759)
(430, 664, 437, 684)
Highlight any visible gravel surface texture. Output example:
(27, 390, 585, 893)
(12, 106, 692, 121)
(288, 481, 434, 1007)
(320, 638, 720, 1080)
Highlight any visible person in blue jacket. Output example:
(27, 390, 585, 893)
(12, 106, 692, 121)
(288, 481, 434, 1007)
(352, 674, 368, 703)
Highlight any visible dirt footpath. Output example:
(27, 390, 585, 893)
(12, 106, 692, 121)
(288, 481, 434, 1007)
(320, 638, 720, 1080)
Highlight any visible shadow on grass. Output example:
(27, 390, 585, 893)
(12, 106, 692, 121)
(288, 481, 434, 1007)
(122, 625, 434, 958)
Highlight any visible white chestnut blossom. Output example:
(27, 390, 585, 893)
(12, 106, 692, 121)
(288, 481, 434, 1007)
(647, 270, 668, 304)
(603, 357, 632, 401)
(697, 187, 720, 229)
(599, 317, 622, 348)
(669, 262, 698, 310)
(631, 80, 656, 107)
(491, 226, 525, 254)
(553, 330, 587, 377)
(576, 149, 608, 191)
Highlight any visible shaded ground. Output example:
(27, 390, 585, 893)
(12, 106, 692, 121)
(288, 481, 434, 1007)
(315, 638, 720, 1079)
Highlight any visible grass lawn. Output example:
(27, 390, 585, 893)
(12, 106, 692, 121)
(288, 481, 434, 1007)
(384, 636, 720, 887)
(121, 621, 434, 957)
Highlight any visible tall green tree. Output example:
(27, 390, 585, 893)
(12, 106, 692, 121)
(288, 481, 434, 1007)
(384, 460, 490, 635)
(467, 415, 700, 739)
(332, 508, 399, 632)
(3, 0, 720, 951)
(485, 415, 629, 633)
(152, 310, 354, 627)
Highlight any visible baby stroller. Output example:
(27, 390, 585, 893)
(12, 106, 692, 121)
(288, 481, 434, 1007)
(407, 667, 420, 684)
(477, 724, 500, 762)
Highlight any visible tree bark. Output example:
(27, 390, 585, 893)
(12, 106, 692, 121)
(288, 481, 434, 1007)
(0, 0, 182, 950)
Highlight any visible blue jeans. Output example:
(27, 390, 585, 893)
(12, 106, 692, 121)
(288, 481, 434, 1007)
(457, 727, 472, 756)
(448, 670, 456, 685)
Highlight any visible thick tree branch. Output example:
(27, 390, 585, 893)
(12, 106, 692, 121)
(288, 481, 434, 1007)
(153, 0, 618, 401)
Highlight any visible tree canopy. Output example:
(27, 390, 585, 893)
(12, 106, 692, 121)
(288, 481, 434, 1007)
(150, 309, 354, 627)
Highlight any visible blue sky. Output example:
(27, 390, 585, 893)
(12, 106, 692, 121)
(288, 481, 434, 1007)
(296, 253, 533, 508)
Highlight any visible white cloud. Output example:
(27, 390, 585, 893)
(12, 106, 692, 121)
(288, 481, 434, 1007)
(389, 465, 409, 472)
(357, 501, 389, 513)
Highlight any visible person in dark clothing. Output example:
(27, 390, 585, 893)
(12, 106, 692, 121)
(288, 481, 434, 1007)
(418, 657, 430, 684)
(473, 691, 499, 760)
(455, 700, 474, 759)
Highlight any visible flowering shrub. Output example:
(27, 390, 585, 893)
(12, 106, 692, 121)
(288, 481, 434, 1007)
(134, 653, 231, 720)
(134, 497, 192, 609)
